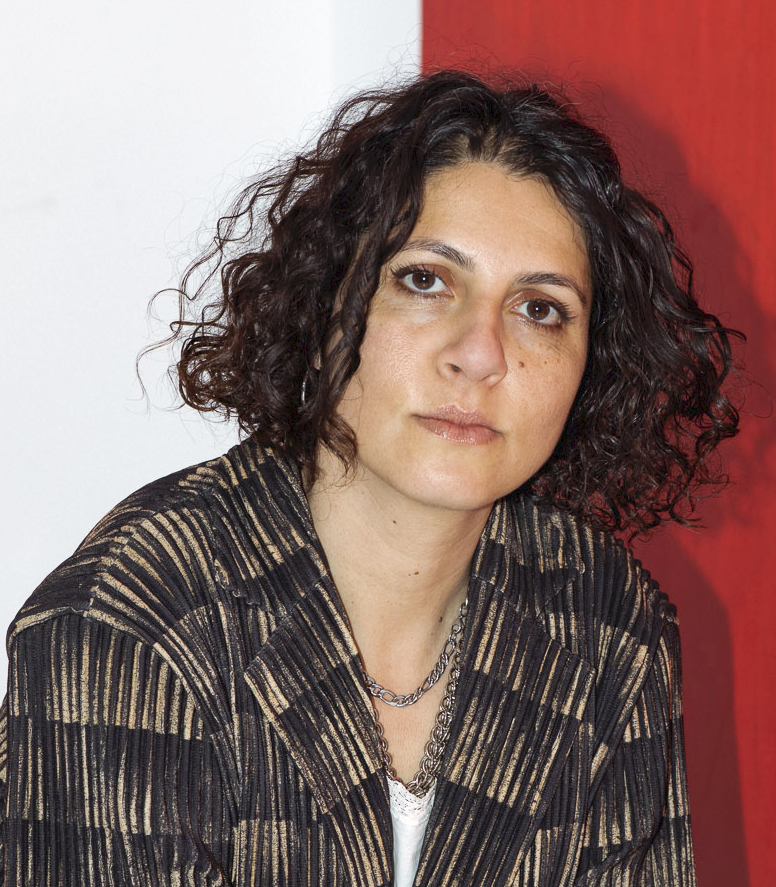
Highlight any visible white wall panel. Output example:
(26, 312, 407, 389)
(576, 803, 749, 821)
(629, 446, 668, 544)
(0, 0, 420, 685)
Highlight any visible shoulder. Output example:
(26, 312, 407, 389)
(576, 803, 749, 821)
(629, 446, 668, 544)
(509, 493, 676, 667)
(8, 437, 303, 650)
(510, 496, 685, 761)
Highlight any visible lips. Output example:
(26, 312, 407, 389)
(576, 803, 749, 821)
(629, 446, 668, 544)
(414, 405, 498, 445)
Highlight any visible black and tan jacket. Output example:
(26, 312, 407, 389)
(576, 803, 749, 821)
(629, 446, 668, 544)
(0, 438, 696, 885)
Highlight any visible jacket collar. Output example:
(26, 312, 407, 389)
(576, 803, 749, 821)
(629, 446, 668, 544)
(222, 438, 582, 617)
(235, 441, 593, 886)
(243, 575, 393, 885)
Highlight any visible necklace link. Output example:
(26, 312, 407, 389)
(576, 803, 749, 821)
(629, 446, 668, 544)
(369, 597, 468, 797)
(363, 598, 468, 708)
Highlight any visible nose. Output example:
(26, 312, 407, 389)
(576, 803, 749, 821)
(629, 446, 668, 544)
(437, 307, 508, 386)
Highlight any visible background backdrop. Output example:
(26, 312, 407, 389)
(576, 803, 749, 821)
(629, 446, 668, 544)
(2, 2, 772, 884)
(0, 0, 420, 670)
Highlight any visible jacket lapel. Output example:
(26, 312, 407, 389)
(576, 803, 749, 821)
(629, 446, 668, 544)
(243, 578, 392, 887)
(417, 499, 595, 886)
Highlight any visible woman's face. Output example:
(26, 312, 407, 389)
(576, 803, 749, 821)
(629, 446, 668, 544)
(334, 162, 591, 517)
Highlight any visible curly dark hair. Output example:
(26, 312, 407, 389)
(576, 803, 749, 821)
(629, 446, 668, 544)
(168, 69, 741, 535)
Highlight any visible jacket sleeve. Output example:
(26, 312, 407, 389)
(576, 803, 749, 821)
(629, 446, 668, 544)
(1, 612, 234, 886)
(574, 616, 697, 886)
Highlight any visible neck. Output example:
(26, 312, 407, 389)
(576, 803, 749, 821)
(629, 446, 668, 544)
(306, 448, 492, 685)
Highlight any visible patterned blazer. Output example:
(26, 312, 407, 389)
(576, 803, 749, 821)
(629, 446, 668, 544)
(0, 438, 696, 885)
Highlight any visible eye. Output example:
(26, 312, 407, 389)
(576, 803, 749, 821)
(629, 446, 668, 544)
(394, 266, 447, 295)
(514, 298, 565, 326)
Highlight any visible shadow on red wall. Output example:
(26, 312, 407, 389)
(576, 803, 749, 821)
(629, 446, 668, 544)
(580, 84, 763, 887)
(600, 86, 771, 887)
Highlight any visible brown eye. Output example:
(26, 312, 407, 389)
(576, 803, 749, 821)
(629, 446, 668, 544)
(526, 300, 552, 320)
(410, 270, 438, 290)
(516, 298, 564, 326)
(395, 267, 446, 295)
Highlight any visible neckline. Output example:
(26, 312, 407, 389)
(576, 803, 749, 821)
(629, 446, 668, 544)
(387, 773, 437, 822)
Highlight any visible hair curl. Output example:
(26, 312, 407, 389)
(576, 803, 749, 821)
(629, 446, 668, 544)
(167, 69, 742, 535)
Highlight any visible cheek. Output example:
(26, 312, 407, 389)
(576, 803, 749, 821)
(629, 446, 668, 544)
(356, 322, 425, 399)
(515, 348, 587, 430)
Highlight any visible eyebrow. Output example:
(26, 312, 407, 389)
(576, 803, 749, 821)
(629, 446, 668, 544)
(518, 272, 590, 308)
(398, 238, 590, 308)
(401, 238, 476, 273)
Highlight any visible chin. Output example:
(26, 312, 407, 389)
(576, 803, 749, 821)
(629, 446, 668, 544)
(397, 470, 515, 515)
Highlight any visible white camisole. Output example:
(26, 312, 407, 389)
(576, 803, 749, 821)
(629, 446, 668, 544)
(387, 775, 436, 887)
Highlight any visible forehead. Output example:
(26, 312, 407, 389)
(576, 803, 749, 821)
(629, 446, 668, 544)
(411, 163, 590, 289)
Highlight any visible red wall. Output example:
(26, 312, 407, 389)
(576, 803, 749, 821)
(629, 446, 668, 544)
(423, 4, 775, 885)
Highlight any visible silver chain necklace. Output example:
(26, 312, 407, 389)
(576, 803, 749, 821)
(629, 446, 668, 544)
(362, 597, 468, 707)
(368, 598, 468, 797)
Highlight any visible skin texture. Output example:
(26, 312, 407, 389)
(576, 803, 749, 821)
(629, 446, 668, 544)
(309, 162, 592, 781)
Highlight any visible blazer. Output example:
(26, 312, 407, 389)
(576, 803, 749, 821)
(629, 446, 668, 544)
(0, 437, 696, 886)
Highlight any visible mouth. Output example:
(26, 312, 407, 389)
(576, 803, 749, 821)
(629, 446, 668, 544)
(414, 405, 498, 445)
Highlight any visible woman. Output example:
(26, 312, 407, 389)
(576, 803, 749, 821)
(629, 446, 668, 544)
(0, 70, 739, 885)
